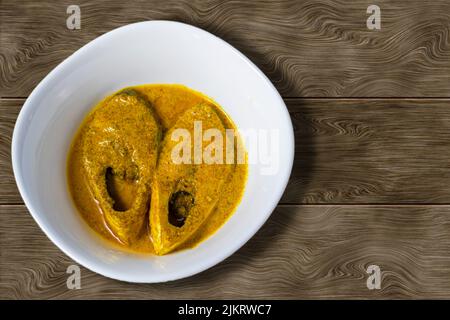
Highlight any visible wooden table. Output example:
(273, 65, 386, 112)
(2, 0, 450, 299)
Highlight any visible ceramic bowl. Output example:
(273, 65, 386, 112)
(12, 21, 294, 282)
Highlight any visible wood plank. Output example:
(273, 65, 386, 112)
(284, 98, 450, 204)
(4, 98, 450, 204)
(2, 204, 450, 299)
(1, 0, 450, 97)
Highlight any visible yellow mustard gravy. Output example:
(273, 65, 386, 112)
(67, 84, 248, 254)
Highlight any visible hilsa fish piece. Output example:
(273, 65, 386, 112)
(81, 90, 161, 244)
(150, 104, 233, 255)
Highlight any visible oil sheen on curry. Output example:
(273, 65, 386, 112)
(67, 85, 247, 255)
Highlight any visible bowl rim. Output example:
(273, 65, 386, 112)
(11, 20, 295, 283)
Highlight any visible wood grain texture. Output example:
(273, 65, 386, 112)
(3, 204, 450, 299)
(3, 0, 450, 300)
(1, 0, 450, 97)
(0, 99, 20, 204)
(3, 98, 450, 205)
(285, 98, 450, 204)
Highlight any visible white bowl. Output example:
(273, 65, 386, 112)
(12, 21, 294, 283)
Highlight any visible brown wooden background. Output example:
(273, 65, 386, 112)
(2, 0, 450, 299)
